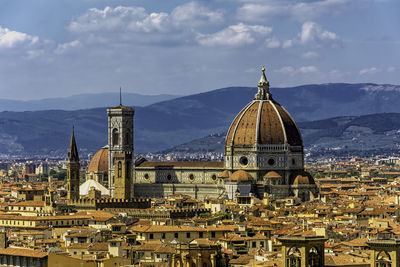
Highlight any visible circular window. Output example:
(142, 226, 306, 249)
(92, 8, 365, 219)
(211, 175, 217, 181)
(189, 174, 194, 180)
(239, 156, 248, 166)
(167, 174, 172, 180)
(144, 173, 149, 179)
(268, 158, 275, 166)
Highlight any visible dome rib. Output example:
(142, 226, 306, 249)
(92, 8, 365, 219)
(255, 100, 263, 144)
(269, 100, 287, 144)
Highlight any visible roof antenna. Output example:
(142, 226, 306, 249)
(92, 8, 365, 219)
(120, 87, 122, 106)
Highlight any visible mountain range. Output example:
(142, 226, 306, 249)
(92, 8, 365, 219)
(0, 93, 179, 112)
(1, 83, 400, 157)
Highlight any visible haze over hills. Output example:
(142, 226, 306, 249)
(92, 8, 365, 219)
(1, 83, 400, 157)
(0, 93, 180, 112)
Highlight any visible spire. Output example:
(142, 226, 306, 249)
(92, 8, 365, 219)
(68, 126, 79, 162)
(254, 66, 271, 100)
(120, 87, 122, 106)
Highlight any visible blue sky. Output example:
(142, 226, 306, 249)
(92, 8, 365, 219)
(0, 0, 399, 100)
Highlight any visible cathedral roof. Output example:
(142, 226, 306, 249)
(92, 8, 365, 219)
(88, 147, 108, 173)
(225, 67, 302, 147)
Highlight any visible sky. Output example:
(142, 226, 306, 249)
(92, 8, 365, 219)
(0, 0, 399, 100)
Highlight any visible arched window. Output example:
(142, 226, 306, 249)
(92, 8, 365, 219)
(287, 247, 301, 267)
(112, 128, 119, 146)
(308, 247, 321, 267)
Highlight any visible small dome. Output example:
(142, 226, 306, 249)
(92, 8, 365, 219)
(88, 147, 108, 173)
(218, 170, 230, 178)
(264, 171, 282, 179)
(292, 172, 315, 185)
(227, 170, 253, 183)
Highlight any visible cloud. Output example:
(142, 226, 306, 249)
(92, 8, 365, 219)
(302, 51, 319, 58)
(68, 3, 223, 33)
(298, 65, 318, 73)
(55, 40, 80, 54)
(265, 37, 280, 48)
(387, 66, 396, 72)
(299, 21, 340, 45)
(275, 66, 295, 74)
(275, 65, 318, 75)
(197, 23, 272, 47)
(171, 2, 223, 26)
(67, 3, 226, 46)
(282, 40, 293, 48)
(359, 67, 380, 75)
(281, 22, 340, 49)
(237, 0, 358, 22)
(0, 26, 38, 49)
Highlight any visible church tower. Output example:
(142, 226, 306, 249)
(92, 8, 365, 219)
(107, 90, 134, 197)
(67, 128, 80, 201)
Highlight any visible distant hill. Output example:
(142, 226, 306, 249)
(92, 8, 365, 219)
(0, 93, 179, 112)
(1, 83, 400, 156)
(161, 113, 400, 156)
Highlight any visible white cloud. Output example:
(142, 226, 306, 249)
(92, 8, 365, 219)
(237, 0, 357, 22)
(359, 67, 380, 75)
(197, 23, 272, 47)
(275, 66, 295, 74)
(387, 66, 396, 72)
(281, 22, 340, 49)
(55, 40, 80, 54)
(265, 37, 280, 48)
(275, 65, 318, 75)
(298, 65, 318, 73)
(302, 51, 319, 58)
(299, 21, 340, 45)
(67, 3, 226, 46)
(68, 6, 148, 33)
(0, 26, 38, 49)
(282, 39, 293, 48)
(68, 3, 223, 34)
(171, 2, 223, 26)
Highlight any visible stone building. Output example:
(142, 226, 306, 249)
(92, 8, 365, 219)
(84, 67, 318, 201)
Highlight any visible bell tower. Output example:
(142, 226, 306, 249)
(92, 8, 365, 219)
(67, 127, 80, 201)
(107, 89, 134, 197)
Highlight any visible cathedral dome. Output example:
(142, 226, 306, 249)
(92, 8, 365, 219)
(225, 68, 302, 147)
(88, 147, 108, 173)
